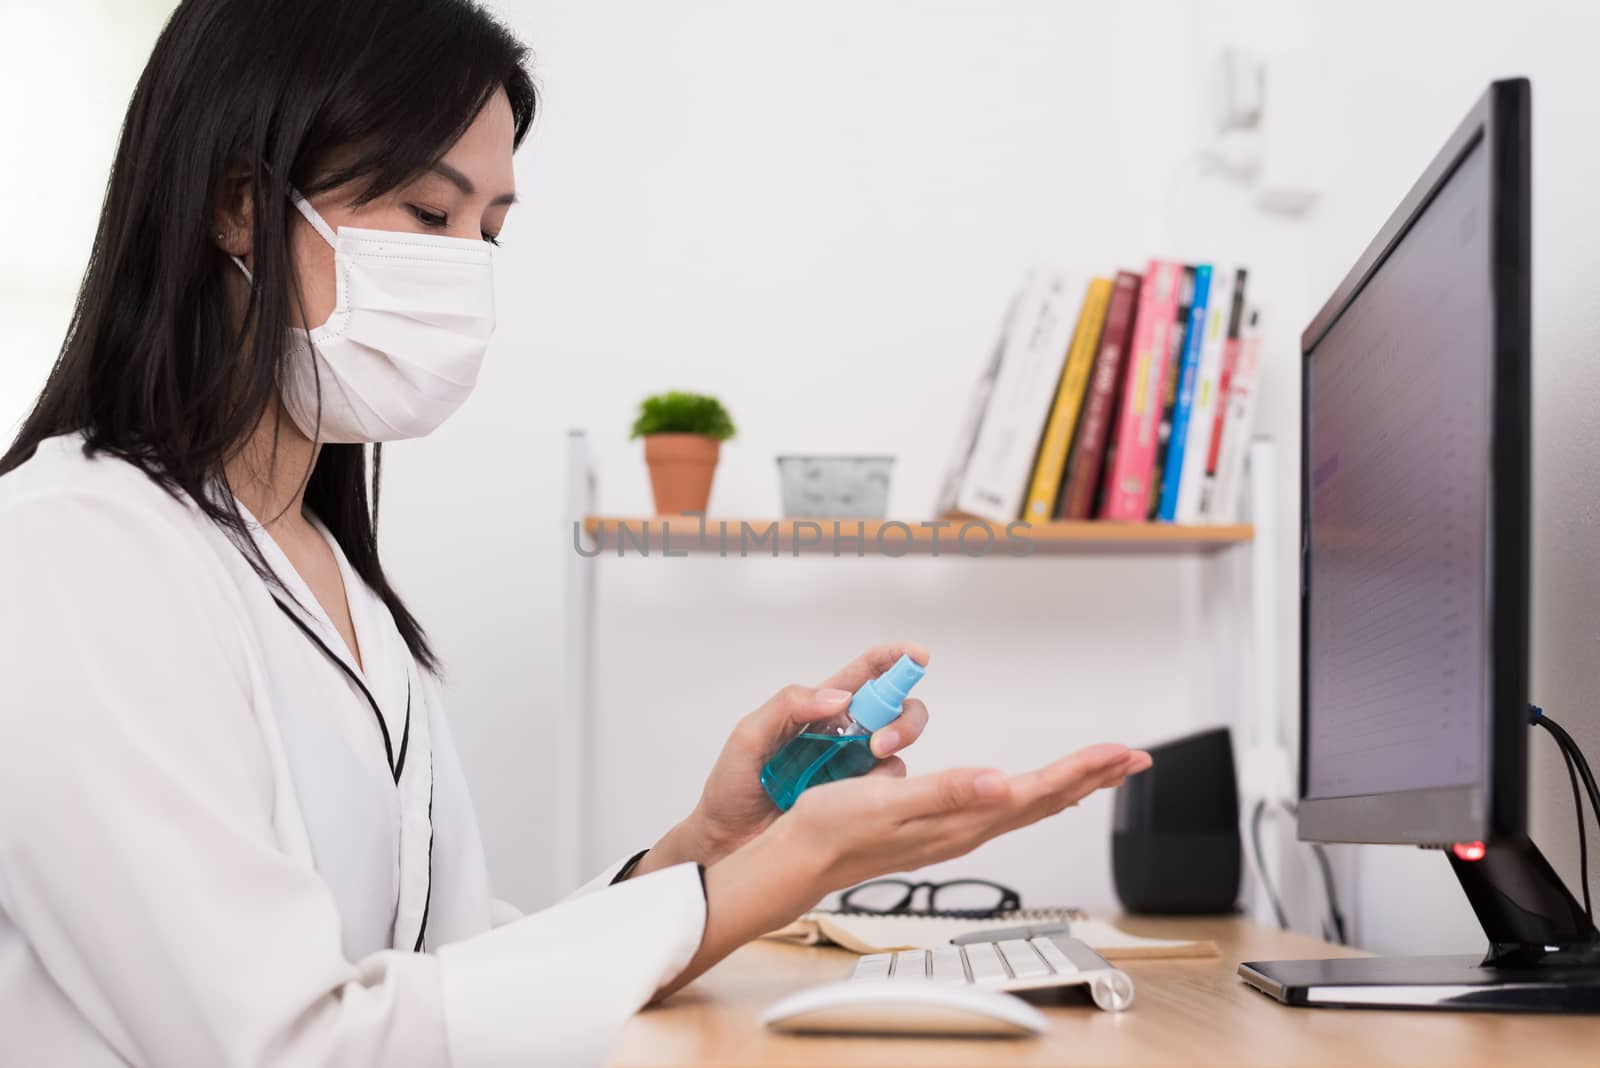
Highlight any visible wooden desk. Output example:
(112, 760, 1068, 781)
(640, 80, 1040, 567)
(610, 916, 1596, 1066)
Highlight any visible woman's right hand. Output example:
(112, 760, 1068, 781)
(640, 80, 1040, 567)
(657, 742, 1151, 997)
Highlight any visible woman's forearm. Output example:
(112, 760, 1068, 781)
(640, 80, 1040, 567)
(627, 803, 753, 879)
(653, 819, 829, 1000)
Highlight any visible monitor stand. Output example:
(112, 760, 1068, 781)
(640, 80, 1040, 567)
(1239, 836, 1600, 1012)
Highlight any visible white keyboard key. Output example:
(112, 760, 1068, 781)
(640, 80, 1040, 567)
(852, 953, 892, 980)
(1031, 936, 1079, 975)
(892, 950, 928, 979)
(964, 942, 1009, 985)
(997, 939, 1050, 979)
(929, 946, 967, 983)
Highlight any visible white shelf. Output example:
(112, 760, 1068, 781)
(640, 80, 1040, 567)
(579, 515, 1253, 557)
(558, 429, 1280, 910)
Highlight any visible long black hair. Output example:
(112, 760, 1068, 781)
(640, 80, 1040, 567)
(1, 0, 536, 672)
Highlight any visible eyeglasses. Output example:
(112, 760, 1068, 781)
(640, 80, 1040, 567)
(838, 878, 1022, 918)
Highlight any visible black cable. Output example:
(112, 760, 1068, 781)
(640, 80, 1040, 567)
(1307, 843, 1348, 944)
(1559, 742, 1592, 923)
(1280, 799, 1349, 945)
(1531, 705, 1598, 923)
(1532, 707, 1600, 823)
(1250, 799, 1290, 930)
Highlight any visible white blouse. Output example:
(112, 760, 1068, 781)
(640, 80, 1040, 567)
(0, 435, 706, 1067)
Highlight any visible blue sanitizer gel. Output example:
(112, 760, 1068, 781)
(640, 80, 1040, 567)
(760, 653, 927, 811)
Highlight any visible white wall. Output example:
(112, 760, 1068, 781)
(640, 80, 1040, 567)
(7, 0, 1598, 957)
(0, 0, 173, 432)
(390, 0, 1600, 946)
(382, 0, 1314, 916)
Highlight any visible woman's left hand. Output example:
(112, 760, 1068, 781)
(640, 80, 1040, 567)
(631, 642, 930, 877)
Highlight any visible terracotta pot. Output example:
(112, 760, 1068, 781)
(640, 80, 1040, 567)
(643, 434, 721, 514)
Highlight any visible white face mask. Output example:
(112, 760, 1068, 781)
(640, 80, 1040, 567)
(240, 189, 497, 443)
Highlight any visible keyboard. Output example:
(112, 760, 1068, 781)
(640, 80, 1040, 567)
(849, 932, 1135, 1012)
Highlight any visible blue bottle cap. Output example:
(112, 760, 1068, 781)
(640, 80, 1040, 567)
(849, 653, 926, 732)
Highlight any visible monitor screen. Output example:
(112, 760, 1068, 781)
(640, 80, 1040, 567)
(1304, 139, 1493, 803)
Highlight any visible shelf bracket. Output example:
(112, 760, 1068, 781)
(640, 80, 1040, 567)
(558, 430, 597, 891)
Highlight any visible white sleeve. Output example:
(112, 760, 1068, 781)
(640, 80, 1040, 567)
(0, 491, 705, 1068)
(486, 851, 646, 925)
(482, 854, 646, 928)
(437, 867, 705, 1066)
(569, 851, 652, 900)
(417, 671, 656, 928)
(483, 855, 648, 928)
(489, 899, 525, 926)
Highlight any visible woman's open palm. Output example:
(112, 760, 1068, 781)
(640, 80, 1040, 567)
(787, 742, 1153, 892)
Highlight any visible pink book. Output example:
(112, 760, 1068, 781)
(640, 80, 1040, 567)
(1099, 260, 1183, 520)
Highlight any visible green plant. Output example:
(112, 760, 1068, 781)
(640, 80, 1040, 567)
(629, 390, 737, 441)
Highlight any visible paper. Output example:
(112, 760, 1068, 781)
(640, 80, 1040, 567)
(763, 910, 1218, 961)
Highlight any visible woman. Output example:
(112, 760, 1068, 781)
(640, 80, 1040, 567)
(0, 1, 1150, 1064)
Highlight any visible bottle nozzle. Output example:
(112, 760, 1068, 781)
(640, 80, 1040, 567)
(849, 653, 927, 732)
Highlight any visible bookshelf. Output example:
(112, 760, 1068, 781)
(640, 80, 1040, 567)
(557, 430, 1282, 902)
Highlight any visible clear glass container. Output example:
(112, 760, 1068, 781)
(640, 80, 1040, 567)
(759, 654, 925, 811)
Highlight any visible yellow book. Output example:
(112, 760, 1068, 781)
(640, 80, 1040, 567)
(1022, 277, 1114, 521)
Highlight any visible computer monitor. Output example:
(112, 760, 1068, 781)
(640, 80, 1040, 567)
(1239, 78, 1600, 1013)
(1298, 81, 1530, 849)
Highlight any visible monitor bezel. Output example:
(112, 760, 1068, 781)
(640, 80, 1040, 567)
(1298, 78, 1531, 846)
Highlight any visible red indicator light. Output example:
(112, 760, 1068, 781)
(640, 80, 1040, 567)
(1452, 841, 1487, 862)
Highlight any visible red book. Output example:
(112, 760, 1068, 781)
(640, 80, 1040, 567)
(1098, 260, 1183, 521)
(1057, 270, 1142, 519)
(1145, 265, 1196, 519)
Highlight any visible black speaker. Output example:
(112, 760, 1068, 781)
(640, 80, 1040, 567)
(1111, 726, 1241, 915)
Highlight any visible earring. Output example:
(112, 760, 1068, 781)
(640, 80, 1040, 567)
(217, 232, 226, 241)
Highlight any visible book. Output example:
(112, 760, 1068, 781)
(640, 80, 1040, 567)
(1057, 270, 1142, 519)
(1194, 271, 1252, 520)
(762, 908, 1219, 961)
(1155, 264, 1214, 521)
(933, 294, 1015, 518)
(1099, 260, 1183, 521)
(1145, 266, 1196, 519)
(1020, 277, 1113, 522)
(1203, 305, 1264, 522)
(1172, 267, 1239, 523)
(954, 268, 1088, 522)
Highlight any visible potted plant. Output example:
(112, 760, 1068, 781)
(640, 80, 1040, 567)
(630, 390, 737, 515)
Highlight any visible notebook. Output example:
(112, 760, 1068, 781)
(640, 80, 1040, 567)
(763, 908, 1218, 961)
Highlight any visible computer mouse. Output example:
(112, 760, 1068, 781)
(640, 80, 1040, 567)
(760, 979, 1048, 1037)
